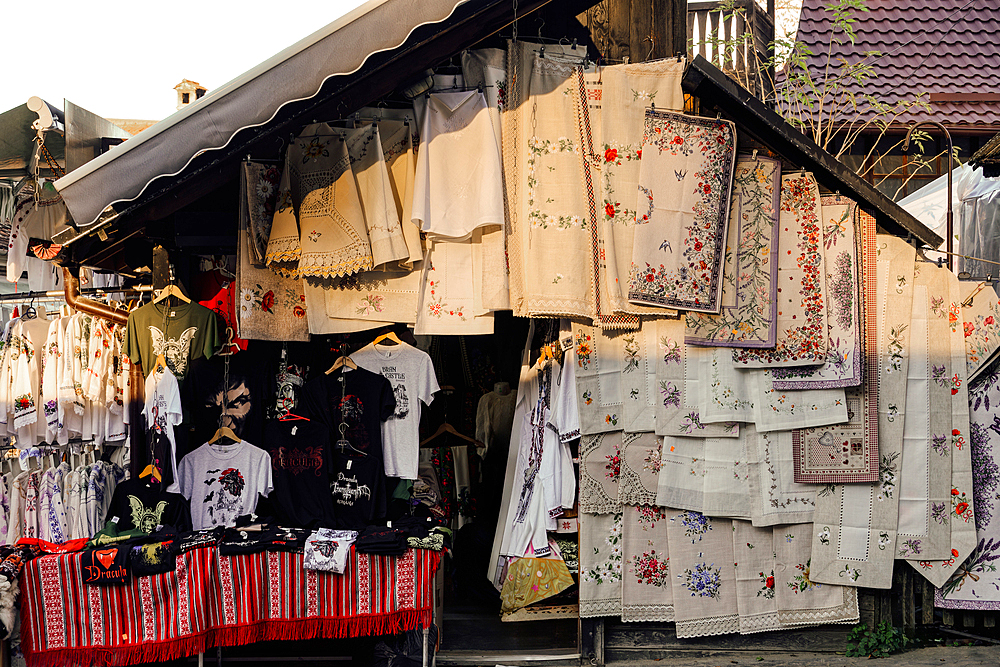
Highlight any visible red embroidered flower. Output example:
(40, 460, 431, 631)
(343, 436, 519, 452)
(292, 305, 306, 319)
(605, 203, 616, 217)
(953, 429, 961, 436)
(636, 149, 642, 159)
(952, 548, 960, 558)
(694, 241, 703, 252)
(604, 148, 618, 163)
(965, 321, 975, 337)
(765, 576, 774, 588)
(956, 502, 969, 515)
(646, 273, 655, 282)
(672, 135, 682, 144)
(952, 488, 960, 496)
(260, 290, 275, 313)
(987, 316, 995, 325)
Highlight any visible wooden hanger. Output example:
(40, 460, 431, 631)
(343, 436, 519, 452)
(419, 421, 480, 448)
(153, 284, 190, 304)
(208, 426, 240, 445)
(326, 355, 357, 374)
(373, 331, 402, 346)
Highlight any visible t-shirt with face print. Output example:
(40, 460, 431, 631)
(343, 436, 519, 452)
(178, 440, 273, 530)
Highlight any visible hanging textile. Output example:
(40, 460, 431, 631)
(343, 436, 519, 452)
(733, 173, 828, 368)
(574, 324, 625, 434)
(579, 511, 623, 618)
(749, 370, 847, 433)
(743, 427, 815, 527)
(809, 234, 916, 589)
(655, 436, 707, 513)
(237, 163, 310, 341)
(960, 283, 1000, 383)
(379, 118, 423, 267)
(686, 155, 781, 347)
(245, 163, 280, 266)
(413, 232, 494, 335)
(896, 263, 955, 562)
(503, 41, 596, 320)
(599, 60, 686, 324)
(323, 268, 421, 325)
(621, 504, 674, 622)
(666, 510, 739, 638)
(696, 345, 755, 424)
(579, 432, 624, 514)
(732, 521, 780, 633)
(628, 109, 736, 313)
(619, 322, 657, 433)
(618, 432, 661, 507)
(772, 195, 865, 389)
(916, 268, 976, 589)
(701, 436, 751, 519)
(265, 127, 372, 279)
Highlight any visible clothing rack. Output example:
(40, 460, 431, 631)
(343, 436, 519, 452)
(0, 285, 152, 303)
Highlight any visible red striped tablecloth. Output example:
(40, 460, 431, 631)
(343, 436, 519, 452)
(20, 546, 439, 667)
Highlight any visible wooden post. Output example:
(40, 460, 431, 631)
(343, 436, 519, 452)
(580, 617, 604, 666)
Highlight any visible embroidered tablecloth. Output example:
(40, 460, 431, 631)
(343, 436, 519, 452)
(20, 546, 440, 667)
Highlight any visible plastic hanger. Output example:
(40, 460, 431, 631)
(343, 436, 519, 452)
(373, 331, 402, 346)
(153, 284, 190, 304)
(326, 355, 357, 373)
(278, 411, 310, 422)
(153, 354, 168, 373)
(335, 422, 366, 456)
(419, 421, 480, 448)
(139, 463, 162, 484)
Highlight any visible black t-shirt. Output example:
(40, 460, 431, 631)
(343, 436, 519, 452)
(262, 419, 336, 528)
(106, 478, 192, 533)
(301, 367, 396, 529)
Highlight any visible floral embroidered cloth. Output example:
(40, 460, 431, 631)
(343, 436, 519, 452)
(809, 235, 916, 590)
(656, 319, 740, 438)
(961, 284, 1000, 383)
(599, 60, 686, 323)
(618, 432, 661, 506)
(914, 268, 975, 588)
(622, 505, 674, 622)
(896, 264, 955, 562)
(579, 432, 623, 514)
(324, 268, 421, 325)
(744, 427, 816, 527)
(265, 127, 373, 279)
(696, 345, 755, 424)
(414, 234, 493, 335)
(733, 173, 828, 367)
(749, 370, 847, 433)
(574, 324, 625, 434)
(772, 196, 865, 388)
(936, 361, 997, 605)
(628, 110, 736, 313)
(686, 156, 781, 347)
(237, 163, 309, 342)
(580, 511, 623, 618)
(620, 323, 658, 433)
(701, 436, 751, 520)
(666, 510, 739, 638)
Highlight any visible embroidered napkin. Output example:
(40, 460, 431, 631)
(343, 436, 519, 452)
(622, 505, 674, 622)
(655, 436, 706, 513)
(698, 345, 755, 424)
(686, 155, 781, 347)
(414, 234, 494, 335)
(751, 370, 848, 433)
(303, 277, 392, 335)
(666, 510, 740, 638)
(620, 323, 657, 433)
(656, 319, 740, 438)
(810, 234, 916, 590)
(733, 173, 828, 367)
(916, 268, 977, 589)
(896, 263, 955, 562)
(732, 520, 780, 634)
(580, 433, 624, 514)
(628, 110, 736, 313)
(324, 267, 420, 324)
(574, 324, 625, 434)
(618, 432, 662, 506)
(580, 511, 624, 618)
(744, 426, 815, 527)
(702, 436, 751, 520)
(772, 196, 864, 388)
(237, 163, 310, 342)
(600, 60, 686, 321)
(961, 283, 1000, 383)
(774, 523, 859, 628)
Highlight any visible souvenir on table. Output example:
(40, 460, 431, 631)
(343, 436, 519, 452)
(686, 156, 781, 347)
(573, 324, 625, 435)
(810, 234, 916, 589)
(916, 268, 976, 588)
(579, 511, 624, 618)
(733, 173, 828, 368)
(503, 41, 596, 320)
(655, 319, 740, 439)
(619, 322, 657, 433)
(599, 60, 686, 324)
(666, 510, 739, 638)
(896, 263, 955, 562)
(618, 432, 661, 507)
(237, 162, 310, 342)
(621, 505, 674, 622)
(265, 126, 373, 279)
(628, 109, 736, 313)
(961, 283, 1000, 383)
(772, 195, 865, 389)
(743, 427, 815, 527)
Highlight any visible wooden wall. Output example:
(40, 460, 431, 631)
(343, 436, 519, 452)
(575, 0, 687, 64)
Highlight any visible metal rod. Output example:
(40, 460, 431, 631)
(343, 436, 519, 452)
(903, 121, 954, 270)
(0, 284, 150, 304)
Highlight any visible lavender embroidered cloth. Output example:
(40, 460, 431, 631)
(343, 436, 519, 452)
(621, 505, 674, 622)
(733, 173, 828, 368)
(772, 196, 864, 389)
(809, 235, 916, 590)
(628, 110, 736, 313)
(686, 156, 781, 347)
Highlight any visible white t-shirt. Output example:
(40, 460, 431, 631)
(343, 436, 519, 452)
(132, 368, 183, 493)
(178, 440, 273, 530)
(351, 341, 439, 479)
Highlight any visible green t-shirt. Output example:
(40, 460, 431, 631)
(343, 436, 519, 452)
(125, 300, 220, 380)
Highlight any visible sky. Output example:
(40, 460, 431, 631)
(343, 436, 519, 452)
(0, 0, 371, 122)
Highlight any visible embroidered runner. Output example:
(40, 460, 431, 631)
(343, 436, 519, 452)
(744, 426, 816, 527)
(620, 322, 658, 433)
(686, 155, 781, 347)
(622, 505, 674, 622)
(580, 511, 624, 618)
(574, 323, 625, 434)
(628, 110, 736, 313)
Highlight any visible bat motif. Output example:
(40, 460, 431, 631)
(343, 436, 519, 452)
(310, 540, 340, 558)
(128, 495, 168, 533)
(148, 326, 198, 376)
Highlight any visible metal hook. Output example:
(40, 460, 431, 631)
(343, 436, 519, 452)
(644, 34, 655, 61)
(751, 149, 758, 162)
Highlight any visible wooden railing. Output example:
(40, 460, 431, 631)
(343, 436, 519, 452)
(688, 0, 776, 100)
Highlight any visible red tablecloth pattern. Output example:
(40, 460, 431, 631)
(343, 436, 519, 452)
(20, 546, 439, 667)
